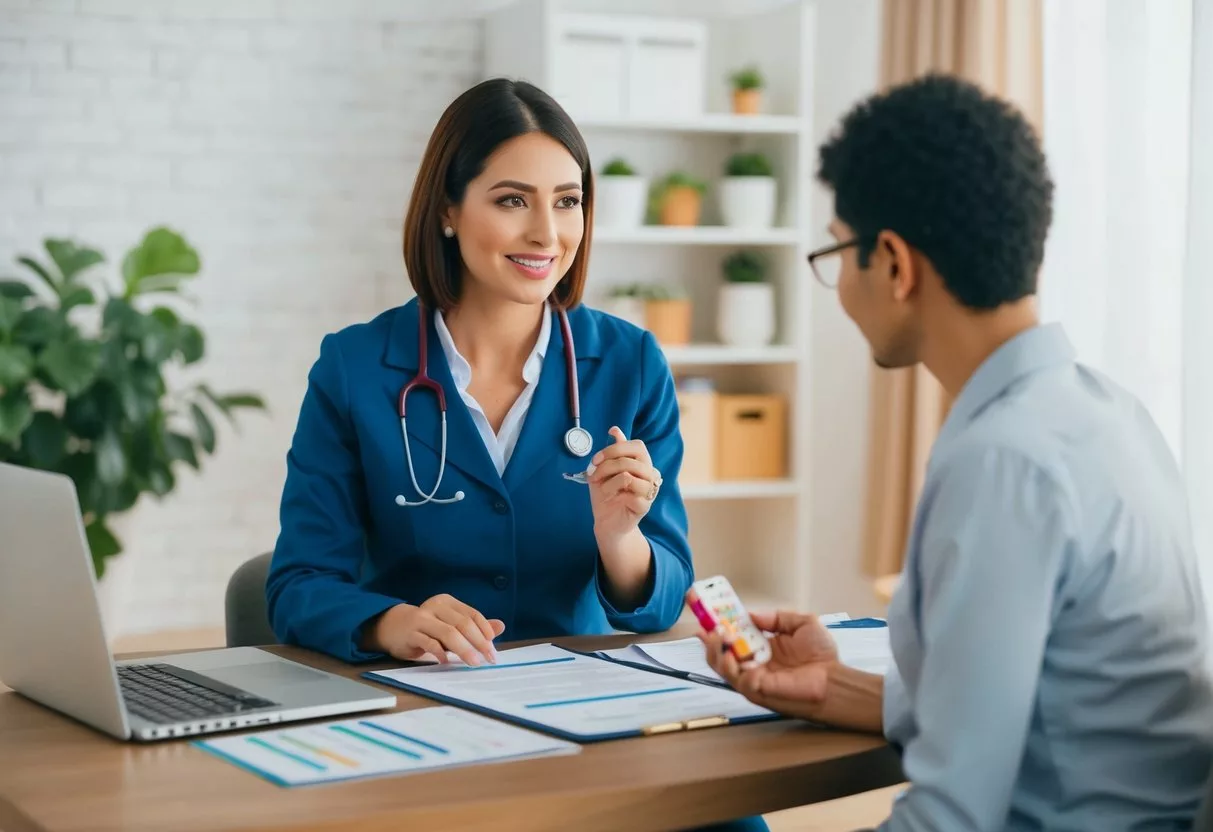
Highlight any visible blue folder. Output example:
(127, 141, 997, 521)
(361, 645, 783, 744)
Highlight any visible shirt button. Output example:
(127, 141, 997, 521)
(493, 500, 508, 514)
(493, 575, 509, 590)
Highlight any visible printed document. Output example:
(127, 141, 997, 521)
(603, 613, 890, 681)
(195, 706, 578, 787)
(368, 644, 774, 739)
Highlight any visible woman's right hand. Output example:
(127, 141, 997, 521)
(366, 595, 505, 666)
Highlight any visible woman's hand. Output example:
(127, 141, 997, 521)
(366, 594, 504, 666)
(586, 426, 663, 543)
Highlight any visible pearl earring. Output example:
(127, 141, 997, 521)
(443, 226, 454, 238)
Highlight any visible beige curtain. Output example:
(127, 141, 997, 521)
(865, 0, 1044, 587)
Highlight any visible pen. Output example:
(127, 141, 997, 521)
(826, 618, 887, 629)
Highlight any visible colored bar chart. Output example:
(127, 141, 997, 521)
(194, 706, 579, 787)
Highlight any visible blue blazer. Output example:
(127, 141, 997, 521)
(266, 298, 694, 662)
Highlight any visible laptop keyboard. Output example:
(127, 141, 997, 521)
(118, 663, 279, 725)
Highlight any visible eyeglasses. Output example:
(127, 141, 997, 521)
(807, 238, 862, 289)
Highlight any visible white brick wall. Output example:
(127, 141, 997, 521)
(0, 0, 484, 636)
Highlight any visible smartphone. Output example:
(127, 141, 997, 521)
(685, 575, 772, 665)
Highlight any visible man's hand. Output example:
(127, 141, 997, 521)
(365, 595, 504, 666)
(700, 610, 842, 721)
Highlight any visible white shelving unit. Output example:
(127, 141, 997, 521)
(484, 0, 817, 612)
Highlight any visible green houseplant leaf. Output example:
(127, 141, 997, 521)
(45, 239, 104, 285)
(0, 389, 33, 444)
(21, 412, 69, 469)
(0, 227, 268, 578)
(0, 280, 34, 300)
(39, 336, 102, 397)
(122, 226, 200, 299)
(85, 519, 121, 579)
(0, 344, 34, 387)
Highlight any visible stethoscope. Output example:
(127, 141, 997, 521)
(395, 305, 593, 507)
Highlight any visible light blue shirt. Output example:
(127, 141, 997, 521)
(881, 323, 1213, 831)
(432, 303, 550, 476)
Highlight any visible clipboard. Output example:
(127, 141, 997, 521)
(361, 644, 781, 744)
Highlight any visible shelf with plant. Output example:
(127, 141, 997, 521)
(0, 228, 267, 578)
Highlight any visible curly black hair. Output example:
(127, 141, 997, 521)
(816, 73, 1054, 310)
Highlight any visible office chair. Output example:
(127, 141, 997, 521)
(224, 552, 277, 647)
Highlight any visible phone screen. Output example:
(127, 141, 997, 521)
(687, 577, 770, 664)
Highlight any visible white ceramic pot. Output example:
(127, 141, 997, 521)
(718, 176, 777, 228)
(717, 282, 775, 347)
(602, 296, 646, 329)
(595, 175, 648, 229)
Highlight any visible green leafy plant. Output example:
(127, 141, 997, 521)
(608, 282, 644, 298)
(640, 283, 688, 302)
(722, 250, 768, 283)
(0, 227, 267, 578)
(601, 157, 637, 176)
(729, 65, 764, 91)
(645, 171, 709, 223)
(658, 170, 708, 194)
(725, 152, 774, 177)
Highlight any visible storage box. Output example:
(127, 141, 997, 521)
(550, 14, 707, 120)
(715, 394, 787, 480)
(676, 387, 716, 483)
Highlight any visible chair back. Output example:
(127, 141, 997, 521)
(224, 552, 276, 647)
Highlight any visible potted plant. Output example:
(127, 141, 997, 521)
(601, 282, 646, 328)
(719, 152, 777, 229)
(642, 284, 692, 346)
(653, 171, 707, 227)
(717, 250, 775, 347)
(0, 228, 267, 606)
(729, 65, 764, 115)
(594, 157, 648, 229)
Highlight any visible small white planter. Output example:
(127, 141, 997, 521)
(718, 176, 777, 228)
(602, 296, 646, 329)
(595, 175, 648, 229)
(717, 282, 775, 347)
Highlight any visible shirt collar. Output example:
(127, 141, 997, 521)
(433, 302, 551, 392)
(934, 322, 1077, 451)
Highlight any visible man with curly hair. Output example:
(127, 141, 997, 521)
(700, 73, 1213, 830)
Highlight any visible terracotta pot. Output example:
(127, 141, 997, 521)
(645, 299, 692, 346)
(732, 88, 761, 114)
(659, 186, 702, 226)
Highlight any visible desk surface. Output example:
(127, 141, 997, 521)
(0, 628, 903, 832)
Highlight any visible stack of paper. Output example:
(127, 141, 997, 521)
(194, 706, 579, 787)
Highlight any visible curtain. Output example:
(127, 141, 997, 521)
(864, 0, 1045, 587)
(1039, 0, 1213, 605)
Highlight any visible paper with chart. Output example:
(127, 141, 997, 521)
(366, 644, 775, 740)
(194, 706, 579, 787)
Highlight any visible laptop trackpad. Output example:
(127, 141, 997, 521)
(166, 648, 334, 693)
(217, 662, 331, 687)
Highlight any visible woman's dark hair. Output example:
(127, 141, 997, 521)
(817, 73, 1054, 309)
(403, 77, 594, 311)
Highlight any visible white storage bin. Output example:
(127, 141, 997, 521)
(550, 14, 706, 121)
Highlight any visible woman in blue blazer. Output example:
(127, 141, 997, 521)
(267, 76, 768, 832)
(267, 78, 692, 667)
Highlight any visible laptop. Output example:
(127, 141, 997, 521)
(0, 462, 397, 742)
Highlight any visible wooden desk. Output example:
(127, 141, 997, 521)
(0, 630, 903, 832)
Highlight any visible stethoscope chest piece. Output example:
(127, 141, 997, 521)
(564, 425, 593, 458)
